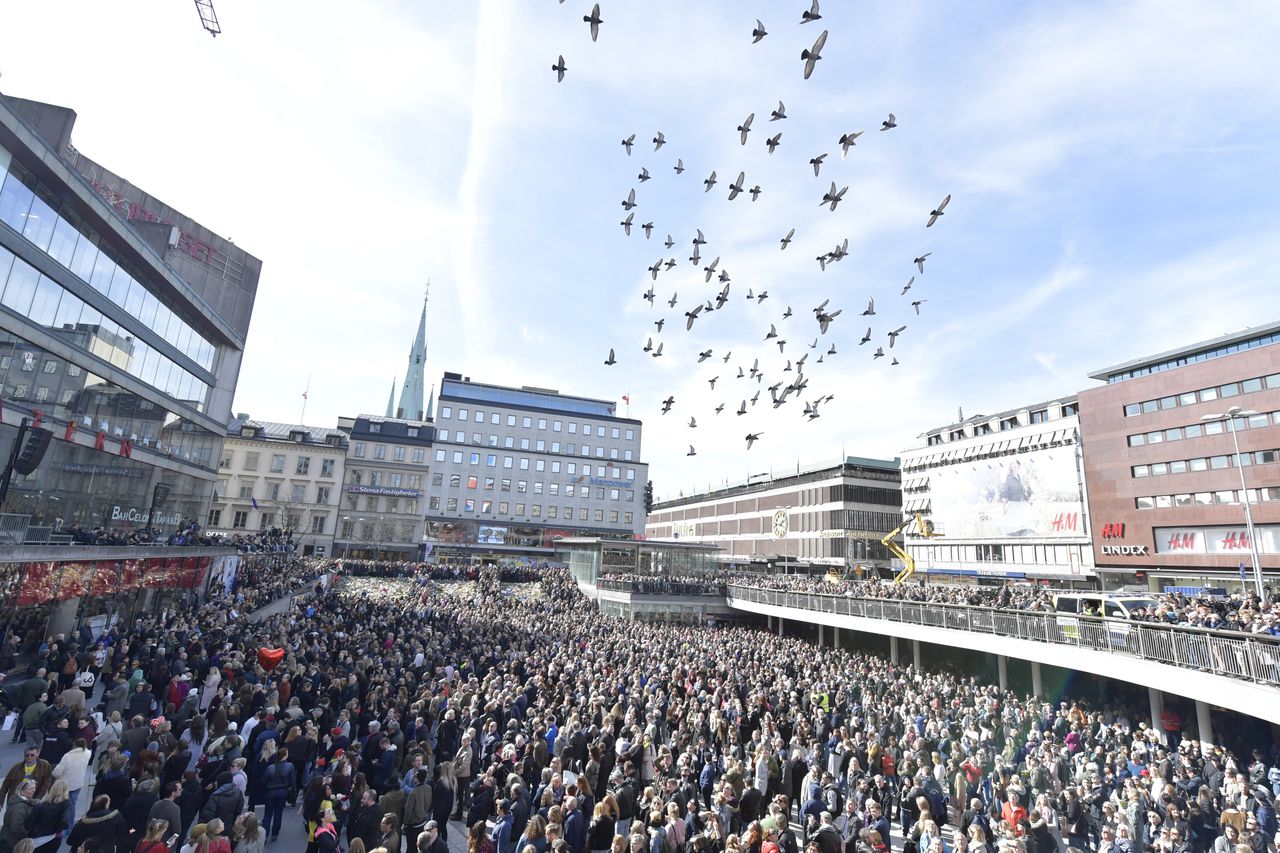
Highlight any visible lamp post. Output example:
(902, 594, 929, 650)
(1201, 406, 1265, 599)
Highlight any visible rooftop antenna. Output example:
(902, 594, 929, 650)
(194, 0, 221, 35)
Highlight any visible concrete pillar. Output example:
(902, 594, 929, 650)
(1031, 661, 1044, 699)
(48, 597, 80, 639)
(890, 636, 899, 664)
(818, 623, 825, 647)
(833, 626, 840, 648)
(767, 614, 772, 630)
(778, 617, 784, 637)
(912, 639, 922, 670)
(998, 655, 1009, 692)
(1149, 689, 1167, 746)
(1196, 700, 1213, 751)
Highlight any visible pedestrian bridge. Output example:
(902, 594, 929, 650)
(576, 579, 1280, 730)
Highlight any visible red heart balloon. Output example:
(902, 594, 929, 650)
(257, 648, 285, 671)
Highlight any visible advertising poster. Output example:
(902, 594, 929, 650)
(928, 447, 1084, 539)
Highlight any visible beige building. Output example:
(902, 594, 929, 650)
(207, 416, 349, 556)
(334, 414, 434, 560)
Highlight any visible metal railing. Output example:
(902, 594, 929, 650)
(597, 578, 728, 597)
(726, 585, 1280, 688)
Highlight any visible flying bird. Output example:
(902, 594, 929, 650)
(654, 318, 665, 331)
(643, 336, 653, 351)
(914, 252, 932, 273)
(891, 357, 900, 366)
(873, 347, 885, 359)
(770, 100, 787, 121)
(704, 171, 717, 192)
(620, 212, 633, 235)
(652, 341, 664, 357)
(641, 222, 653, 239)
(926, 194, 951, 227)
(810, 153, 827, 176)
(776, 339, 787, 353)
(648, 260, 662, 280)
(689, 245, 701, 266)
(745, 432, 763, 450)
(765, 324, 778, 340)
(621, 133, 634, 155)
(663, 258, 676, 270)
(668, 293, 678, 308)
(687, 445, 697, 456)
(862, 298, 875, 316)
(752, 19, 767, 42)
(703, 257, 720, 283)
(766, 132, 782, 154)
(881, 112, 897, 131)
(674, 158, 685, 174)
(780, 228, 795, 250)
(584, 3, 603, 41)
(817, 308, 842, 334)
(801, 29, 828, 79)
(801, 0, 821, 23)
(664, 234, 674, 249)
(888, 325, 907, 347)
(708, 376, 718, 389)
(737, 113, 754, 145)
(688, 416, 697, 428)
(838, 131, 863, 157)
(604, 348, 616, 365)
(728, 172, 746, 200)
(737, 400, 747, 416)
(911, 299, 927, 315)
(661, 396, 674, 414)
(621, 188, 637, 210)
(637, 167, 651, 183)
(715, 404, 724, 414)
(756, 290, 769, 302)
(643, 288, 654, 306)
(685, 304, 704, 330)
(652, 131, 665, 150)
(722, 351, 732, 362)
(693, 229, 707, 246)
(782, 306, 793, 319)
(697, 350, 712, 362)
(552, 55, 567, 82)
(901, 276, 915, 295)
(821, 181, 848, 211)
(828, 343, 838, 355)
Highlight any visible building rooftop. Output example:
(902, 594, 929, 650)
(439, 373, 634, 422)
(653, 455, 900, 510)
(227, 415, 346, 446)
(1088, 321, 1280, 384)
(920, 394, 1078, 440)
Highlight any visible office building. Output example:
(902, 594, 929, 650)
(1078, 324, 1280, 589)
(423, 372, 647, 563)
(900, 396, 1092, 582)
(334, 414, 434, 560)
(206, 415, 348, 556)
(0, 93, 259, 535)
(645, 457, 902, 571)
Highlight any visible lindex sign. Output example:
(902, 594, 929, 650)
(1101, 544, 1149, 556)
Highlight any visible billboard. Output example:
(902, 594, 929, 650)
(927, 446, 1084, 539)
(477, 526, 508, 545)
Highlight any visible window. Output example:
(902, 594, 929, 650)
(610, 488, 620, 500)
(472, 410, 482, 422)
(553, 420, 562, 432)
(311, 515, 326, 534)
(488, 435, 498, 446)
(1124, 403, 1141, 417)
(207, 509, 221, 527)
(447, 498, 458, 511)
(1219, 382, 1240, 398)
(548, 506, 558, 518)
(260, 512, 276, 528)
(1151, 463, 1167, 476)
(296, 457, 311, 475)
(566, 485, 575, 497)
(321, 458, 335, 477)
(464, 499, 475, 512)
(1029, 409, 1049, 424)
(507, 415, 516, 426)
(503, 456, 513, 469)
(270, 454, 286, 473)
(458, 408, 468, 421)
(1199, 387, 1218, 402)
(394, 446, 406, 461)
(535, 418, 546, 430)
(408, 427, 418, 438)
(450, 474, 462, 487)
(1128, 435, 1145, 448)
(536, 440, 545, 451)
(624, 512, 633, 524)
(522, 416, 532, 428)
(532, 505, 542, 518)
(487, 454, 497, 466)
(1189, 457, 1208, 472)
(435, 449, 446, 462)
(453, 451, 463, 464)
(520, 438, 530, 450)
(429, 496, 441, 510)
(499, 502, 509, 514)
(481, 500, 493, 513)
(373, 445, 386, 460)
(551, 461, 561, 473)
(484, 477, 495, 490)
(1133, 465, 1149, 478)
(610, 511, 619, 523)
(505, 436, 514, 448)
(468, 452, 479, 465)
(533, 482, 544, 494)
(517, 481, 528, 493)
(549, 483, 559, 496)
(1209, 455, 1230, 469)
(268, 482, 281, 500)
(237, 483, 254, 499)
(501, 479, 511, 492)
(438, 430, 449, 442)
(567, 463, 576, 475)
(491, 413, 500, 425)
(317, 486, 331, 504)
(389, 473, 403, 487)
(535, 460, 545, 472)
(594, 509, 604, 522)
(1183, 423, 1202, 438)
(467, 476, 478, 489)
(579, 508, 588, 521)
(569, 423, 577, 434)
(519, 459, 529, 470)
(232, 511, 248, 529)
(441, 406, 451, 418)
(369, 423, 381, 433)
(596, 425, 605, 437)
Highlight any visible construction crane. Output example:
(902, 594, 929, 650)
(882, 512, 943, 584)
(194, 0, 221, 36)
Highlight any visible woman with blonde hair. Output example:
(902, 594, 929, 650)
(233, 811, 266, 853)
(28, 780, 72, 853)
(200, 817, 233, 853)
(136, 818, 172, 853)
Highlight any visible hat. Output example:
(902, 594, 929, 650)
(331, 727, 343, 738)
(227, 722, 238, 732)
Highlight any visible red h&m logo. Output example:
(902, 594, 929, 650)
(1100, 523, 1126, 539)
(1166, 532, 1197, 551)
(1219, 531, 1250, 551)
(1051, 512, 1079, 532)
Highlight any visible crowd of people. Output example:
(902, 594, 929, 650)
(596, 572, 1280, 638)
(0, 562, 1275, 853)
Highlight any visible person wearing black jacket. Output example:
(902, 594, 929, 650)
(348, 787, 382, 849)
(121, 779, 160, 850)
(65, 795, 128, 853)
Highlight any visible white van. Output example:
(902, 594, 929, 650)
(1053, 592, 1158, 641)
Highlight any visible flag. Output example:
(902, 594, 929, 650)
(1240, 562, 1247, 580)
(252, 497, 259, 510)
(622, 395, 630, 404)
(64, 421, 77, 442)
(119, 438, 132, 458)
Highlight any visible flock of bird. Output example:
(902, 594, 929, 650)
(556, 2, 952, 453)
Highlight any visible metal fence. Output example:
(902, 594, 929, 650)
(726, 585, 1280, 688)
(597, 579, 728, 597)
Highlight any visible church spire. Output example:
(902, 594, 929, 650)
(385, 378, 396, 418)
(426, 383, 436, 420)
(395, 281, 429, 420)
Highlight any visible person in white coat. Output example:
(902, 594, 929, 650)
(52, 737, 91, 833)
(199, 666, 221, 712)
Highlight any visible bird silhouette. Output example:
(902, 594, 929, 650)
(714, 404, 725, 414)
(693, 229, 707, 246)
(888, 325, 907, 347)
(584, 3, 603, 41)
(745, 432, 763, 450)
(817, 308, 842, 334)
(828, 343, 838, 355)
(621, 133, 634, 155)
(664, 234, 674, 249)
(752, 19, 768, 42)
(722, 350, 732, 363)
(697, 349, 712, 362)
(643, 288, 655, 306)
(776, 340, 787, 353)
(801, 29, 828, 79)
(873, 347, 884, 359)
(652, 131, 665, 150)
(770, 100, 787, 121)
(674, 158, 685, 174)
(782, 307, 793, 319)
(661, 396, 674, 414)
(737, 400, 747, 416)
(912, 299, 927, 315)
(757, 290, 769, 302)
(641, 222, 653, 239)
(620, 212, 633, 235)
(780, 228, 795, 250)
(687, 445, 697, 456)
(801, 0, 821, 23)
(688, 416, 697, 428)
(648, 260, 662, 280)
(552, 55, 567, 82)
(766, 132, 782, 155)
(810, 154, 827, 176)
(704, 171, 717, 192)
(685, 304, 704, 330)
(637, 167, 651, 183)
(901, 276, 915, 295)
(927, 194, 951, 226)
(821, 181, 848, 211)
(654, 318, 665, 331)
(728, 172, 746, 200)
(891, 357, 900, 365)
(708, 376, 718, 389)
(643, 337, 653, 352)
(668, 293, 678, 308)
(737, 113, 754, 145)
(621, 188, 637, 210)
(838, 131, 863, 157)
(689, 245, 701, 266)
(604, 348, 616, 365)
(881, 112, 897, 131)
(652, 341, 664, 357)
(862, 298, 875, 316)
(663, 258, 676, 270)
(749, 185, 763, 201)
(765, 324, 778, 340)
(703, 257, 720, 283)
(914, 252, 932, 273)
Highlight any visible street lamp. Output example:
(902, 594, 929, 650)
(1201, 406, 1265, 598)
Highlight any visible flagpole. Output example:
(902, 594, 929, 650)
(300, 373, 311, 424)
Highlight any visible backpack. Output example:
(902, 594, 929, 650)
(823, 784, 843, 816)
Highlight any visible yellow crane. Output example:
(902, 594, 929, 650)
(882, 512, 942, 584)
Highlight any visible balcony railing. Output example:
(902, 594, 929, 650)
(725, 585, 1280, 688)
(596, 578, 728, 597)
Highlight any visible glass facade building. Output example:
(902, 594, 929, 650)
(0, 94, 260, 537)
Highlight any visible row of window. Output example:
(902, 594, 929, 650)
(209, 508, 329, 534)
(0, 155, 217, 371)
(351, 442, 427, 463)
(339, 519, 419, 541)
(1122, 373, 1280, 417)
(434, 450, 638, 481)
(347, 470, 421, 489)
(437, 405, 636, 441)
(932, 405, 1078, 444)
(430, 497, 633, 524)
(436, 431, 636, 462)
(345, 495, 418, 515)
(220, 482, 333, 505)
(1132, 448, 1280, 478)
(1106, 335, 1280, 384)
(0, 244, 211, 409)
(430, 474, 634, 501)
(913, 543, 1083, 566)
(222, 451, 337, 477)
(1128, 410, 1280, 447)
(1135, 487, 1280, 510)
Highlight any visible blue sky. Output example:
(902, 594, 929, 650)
(3, 1, 1279, 501)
